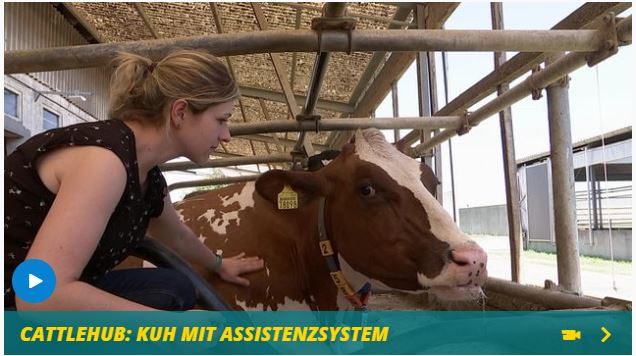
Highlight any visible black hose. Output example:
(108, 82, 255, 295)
(133, 237, 232, 311)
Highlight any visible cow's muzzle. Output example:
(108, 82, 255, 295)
(417, 242, 488, 301)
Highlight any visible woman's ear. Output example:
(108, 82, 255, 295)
(170, 99, 189, 129)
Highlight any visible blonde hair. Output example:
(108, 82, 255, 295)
(109, 50, 239, 126)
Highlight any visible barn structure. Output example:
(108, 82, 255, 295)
(4, 2, 632, 311)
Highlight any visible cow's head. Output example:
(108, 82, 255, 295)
(255, 129, 487, 301)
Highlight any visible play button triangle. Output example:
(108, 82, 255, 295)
(28, 274, 43, 289)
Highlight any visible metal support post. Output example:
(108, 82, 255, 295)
(415, 4, 433, 168)
(491, 2, 521, 283)
(392, 81, 400, 142)
(546, 53, 581, 293)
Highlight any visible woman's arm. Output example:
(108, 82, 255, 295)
(18, 146, 156, 310)
(147, 193, 264, 286)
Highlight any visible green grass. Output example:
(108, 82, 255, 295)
(521, 249, 632, 275)
(471, 235, 632, 275)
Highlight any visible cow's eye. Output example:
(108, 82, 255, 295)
(360, 185, 376, 197)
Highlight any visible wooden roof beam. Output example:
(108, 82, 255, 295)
(348, 5, 414, 107)
(258, 98, 285, 154)
(290, 8, 303, 90)
(133, 3, 160, 39)
(238, 134, 330, 151)
(239, 85, 353, 113)
(210, 3, 260, 168)
(251, 3, 300, 118)
(60, 3, 103, 43)
(251, 2, 314, 156)
(283, 2, 416, 28)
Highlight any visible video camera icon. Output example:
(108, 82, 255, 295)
(12, 259, 56, 304)
(561, 329, 581, 341)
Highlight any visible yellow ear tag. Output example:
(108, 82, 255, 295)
(277, 184, 299, 210)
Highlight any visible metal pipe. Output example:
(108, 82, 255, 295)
(415, 4, 433, 168)
(238, 134, 330, 151)
(398, 4, 632, 147)
(160, 153, 293, 172)
(608, 219, 616, 291)
(295, 2, 348, 156)
(322, 2, 347, 18)
(491, 2, 521, 283)
(546, 53, 581, 294)
(391, 81, 400, 142)
(168, 175, 260, 192)
(584, 147, 593, 244)
(411, 16, 632, 156)
(239, 85, 354, 113)
(5, 29, 612, 74)
(303, 53, 331, 115)
(441, 50, 457, 222)
(485, 278, 601, 309)
(230, 116, 461, 136)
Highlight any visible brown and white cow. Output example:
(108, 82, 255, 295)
(175, 129, 487, 310)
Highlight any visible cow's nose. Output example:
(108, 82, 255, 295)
(448, 246, 488, 285)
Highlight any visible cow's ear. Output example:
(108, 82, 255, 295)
(420, 163, 440, 197)
(255, 170, 329, 208)
(394, 139, 408, 153)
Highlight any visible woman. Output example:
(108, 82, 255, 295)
(5, 50, 264, 310)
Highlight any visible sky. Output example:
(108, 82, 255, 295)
(373, 1, 633, 214)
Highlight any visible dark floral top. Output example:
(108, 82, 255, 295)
(4, 119, 167, 307)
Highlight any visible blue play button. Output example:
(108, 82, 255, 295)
(12, 259, 56, 303)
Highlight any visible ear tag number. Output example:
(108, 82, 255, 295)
(277, 184, 299, 210)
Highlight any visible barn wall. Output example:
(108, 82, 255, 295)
(460, 204, 631, 260)
(459, 204, 508, 236)
(4, 2, 109, 153)
(528, 229, 632, 261)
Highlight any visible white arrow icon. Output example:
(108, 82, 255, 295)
(28, 274, 43, 289)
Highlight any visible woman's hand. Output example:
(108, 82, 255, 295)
(215, 253, 264, 287)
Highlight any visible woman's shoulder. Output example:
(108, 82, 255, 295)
(11, 119, 135, 167)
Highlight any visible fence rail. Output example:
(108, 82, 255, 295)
(575, 185, 632, 230)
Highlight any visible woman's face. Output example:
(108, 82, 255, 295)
(179, 100, 235, 164)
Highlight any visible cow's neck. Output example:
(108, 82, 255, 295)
(294, 197, 369, 310)
(287, 198, 343, 310)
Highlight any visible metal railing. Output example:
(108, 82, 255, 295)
(576, 185, 632, 229)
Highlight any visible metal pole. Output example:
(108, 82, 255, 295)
(293, 2, 348, 157)
(598, 180, 604, 229)
(159, 153, 293, 172)
(412, 15, 631, 155)
(392, 81, 400, 142)
(415, 4, 433, 168)
(398, 4, 632, 148)
(442, 50, 457, 222)
(608, 219, 616, 291)
(5, 29, 614, 74)
(168, 175, 260, 192)
(591, 164, 599, 229)
(491, 2, 521, 283)
(584, 147, 593, 245)
(228, 116, 461, 136)
(546, 53, 581, 294)
(300, 2, 347, 114)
